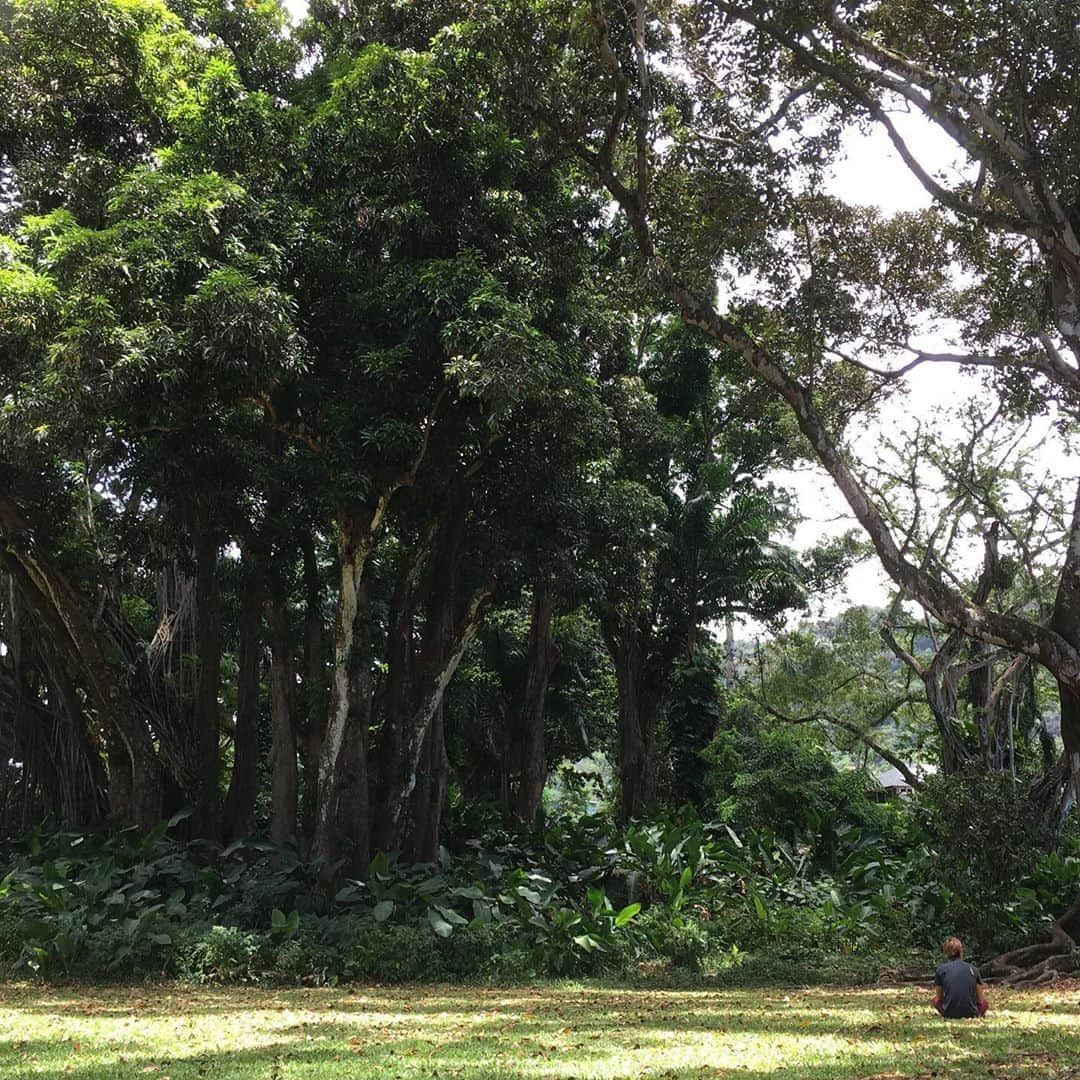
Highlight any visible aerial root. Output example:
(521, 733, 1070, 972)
(982, 895, 1080, 988)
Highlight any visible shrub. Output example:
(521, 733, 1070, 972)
(704, 720, 888, 863)
(348, 923, 447, 982)
(178, 925, 262, 984)
(634, 906, 711, 971)
(915, 769, 1052, 953)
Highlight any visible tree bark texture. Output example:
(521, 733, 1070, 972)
(507, 584, 558, 827)
(1052, 481, 1080, 797)
(222, 561, 264, 844)
(267, 591, 299, 846)
(311, 514, 373, 869)
(394, 582, 494, 857)
(188, 504, 223, 842)
(299, 530, 324, 850)
(606, 619, 660, 823)
(401, 499, 467, 862)
(371, 529, 431, 855)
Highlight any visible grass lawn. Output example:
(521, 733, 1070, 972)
(0, 980, 1077, 1079)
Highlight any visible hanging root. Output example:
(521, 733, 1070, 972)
(982, 895, 1080, 989)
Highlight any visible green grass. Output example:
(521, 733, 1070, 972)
(0, 980, 1077, 1078)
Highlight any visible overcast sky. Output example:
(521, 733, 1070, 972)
(790, 115, 973, 618)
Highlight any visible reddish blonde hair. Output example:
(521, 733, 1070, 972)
(943, 937, 964, 959)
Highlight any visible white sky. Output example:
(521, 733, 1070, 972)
(783, 114, 975, 620)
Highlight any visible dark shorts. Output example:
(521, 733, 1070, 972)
(935, 1000, 987, 1018)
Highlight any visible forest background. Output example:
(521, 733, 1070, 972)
(1, 0, 1079, 989)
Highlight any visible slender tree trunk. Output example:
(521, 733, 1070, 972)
(402, 555, 456, 864)
(724, 616, 737, 687)
(966, 644, 994, 767)
(391, 582, 494, 858)
(405, 702, 449, 864)
(1052, 483, 1080, 796)
(606, 620, 660, 823)
(299, 531, 324, 852)
(383, 492, 492, 861)
(312, 546, 361, 868)
(222, 562, 264, 844)
(509, 584, 558, 826)
(403, 529, 460, 863)
(498, 693, 513, 822)
(267, 591, 299, 846)
(336, 665, 372, 877)
(371, 549, 420, 855)
(312, 510, 377, 871)
(190, 511, 223, 842)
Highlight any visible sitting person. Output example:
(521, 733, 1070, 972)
(933, 936, 988, 1019)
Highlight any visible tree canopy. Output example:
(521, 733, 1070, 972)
(2, 4, 1080, 988)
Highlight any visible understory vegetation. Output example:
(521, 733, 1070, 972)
(4, 0, 1080, 995)
(4, 767, 1078, 985)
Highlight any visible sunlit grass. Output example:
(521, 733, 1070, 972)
(0, 980, 1077, 1078)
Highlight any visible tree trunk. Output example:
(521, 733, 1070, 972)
(508, 584, 558, 827)
(606, 620, 660, 824)
(391, 582, 495, 858)
(312, 510, 376, 871)
(371, 536, 426, 855)
(380, 490, 492, 862)
(1051, 483, 1080, 795)
(106, 730, 134, 825)
(267, 591, 299, 846)
(405, 698, 449, 864)
(401, 535, 457, 864)
(189, 511, 223, 842)
(336, 685, 372, 877)
(222, 561, 264, 844)
(984, 893, 1080, 987)
(299, 531, 324, 852)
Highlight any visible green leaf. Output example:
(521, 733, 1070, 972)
(614, 902, 641, 928)
(450, 885, 484, 900)
(417, 875, 447, 896)
(372, 900, 395, 922)
(751, 892, 768, 923)
(427, 908, 454, 938)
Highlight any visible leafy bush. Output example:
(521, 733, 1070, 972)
(633, 906, 711, 971)
(705, 720, 892, 863)
(2, 793, 1063, 985)
(178, 925, 262, 984)
(915, 769, 1056, 953)
(0, 820, 322, 978)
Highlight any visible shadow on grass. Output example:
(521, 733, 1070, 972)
(0, 1039, 1072, 1080)
(1, 983, 1078, 1079)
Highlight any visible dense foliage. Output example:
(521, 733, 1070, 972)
(3, 0, 1080, 985)
(3, 788, 1078, 983)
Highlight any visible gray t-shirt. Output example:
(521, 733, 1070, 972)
(934, 958, 982, 1018)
